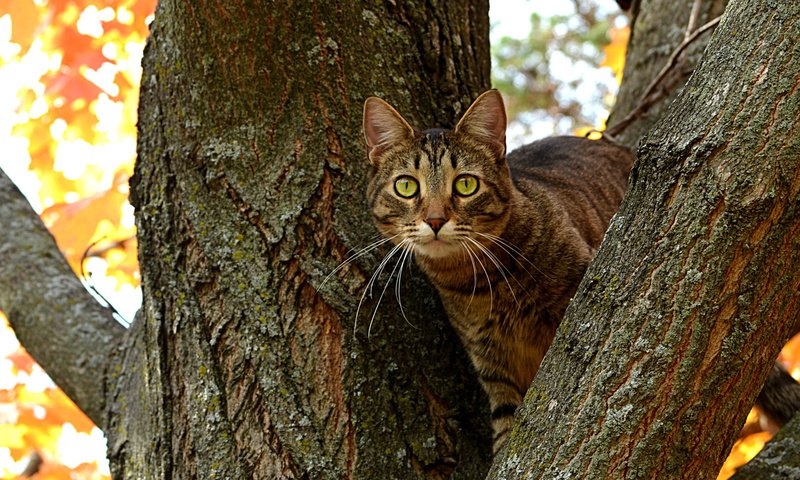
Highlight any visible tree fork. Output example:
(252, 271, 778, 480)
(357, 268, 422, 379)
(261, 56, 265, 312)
(608, 0, 727, 148)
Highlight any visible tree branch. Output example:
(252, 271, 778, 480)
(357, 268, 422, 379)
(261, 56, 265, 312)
(488, 0, 800, 476)
(0, 168, 124, 428)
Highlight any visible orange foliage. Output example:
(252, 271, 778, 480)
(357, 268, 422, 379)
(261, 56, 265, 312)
(718, 428, 773, 480)
(1, 0, 154, 477)
(3, 0, 150, 283)
(0, 313, 108, 478)
(718, 333, 800, 476)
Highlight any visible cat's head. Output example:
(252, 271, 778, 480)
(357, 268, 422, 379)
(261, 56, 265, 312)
(362, 90, 513, 260)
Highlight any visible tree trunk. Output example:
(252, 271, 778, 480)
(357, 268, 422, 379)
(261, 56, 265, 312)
(488, 0, 800, 478)
(110, 1, 492, 478)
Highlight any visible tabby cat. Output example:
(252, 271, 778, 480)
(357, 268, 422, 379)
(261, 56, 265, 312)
(361, 90, 633, 451)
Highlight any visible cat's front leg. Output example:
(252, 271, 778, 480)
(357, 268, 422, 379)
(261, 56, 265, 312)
(475, 366, 526, 453)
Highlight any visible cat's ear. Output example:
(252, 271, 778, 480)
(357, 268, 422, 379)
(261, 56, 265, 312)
(455, 89, 507, 158)
(363, 97, 415, 165)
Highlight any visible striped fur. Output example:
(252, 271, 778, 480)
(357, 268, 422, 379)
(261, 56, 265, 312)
(363, 91, 634, 452)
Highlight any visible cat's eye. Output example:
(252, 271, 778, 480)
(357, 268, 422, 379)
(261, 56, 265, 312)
(453, 175, 479, 196)
(394, 176, 419, 198)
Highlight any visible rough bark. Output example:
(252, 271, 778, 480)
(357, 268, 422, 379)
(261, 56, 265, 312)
(109, 1, 492, 478)
(0, 170, 123, 426)
(488, 0, 800, 478)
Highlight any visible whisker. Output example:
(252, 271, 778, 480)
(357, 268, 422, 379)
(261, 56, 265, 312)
(475, 232, 552, 280)
(462, 240, 493, 320)
(368, 240, 409, 299)
(343, 232, 386, 256)
(478, 238, 525, 292)
(473, 232, 534, 279)
(466, 237, 520, 307)
(477, 232, 524, 255)
(395, 244, 418, 330)
(355, 240, 406, 336)
(459, 241, 479, 309)
(321, 234, 400, 288)
(368, 239, 410, 337)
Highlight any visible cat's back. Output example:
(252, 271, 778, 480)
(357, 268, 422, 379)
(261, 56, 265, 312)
(507, 136, 634, 249)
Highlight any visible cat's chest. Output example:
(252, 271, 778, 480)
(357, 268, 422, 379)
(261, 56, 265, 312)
(436, 282, 558, 384)
(435, 280, 543, 336)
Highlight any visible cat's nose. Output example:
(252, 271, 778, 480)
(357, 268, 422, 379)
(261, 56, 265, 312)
(425, 216, 446, 235)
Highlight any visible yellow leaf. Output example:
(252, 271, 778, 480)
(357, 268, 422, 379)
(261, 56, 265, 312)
(0, 424, 28, 454)
(718, 431, 773, 480)
(601, 26, 629, 84)
(40, 178, 128, 273)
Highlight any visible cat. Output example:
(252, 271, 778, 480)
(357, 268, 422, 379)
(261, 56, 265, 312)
(359, 89, 800, 453)
(361, 90, 633, 451)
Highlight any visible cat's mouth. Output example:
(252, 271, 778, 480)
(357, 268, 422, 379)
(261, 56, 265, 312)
(414, 236, 462, 258)
(422, 238, 448, 247)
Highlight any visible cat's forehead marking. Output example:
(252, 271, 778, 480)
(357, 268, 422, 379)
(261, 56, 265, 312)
(408, 129, 456, 192)
(419, 129, 452, 172)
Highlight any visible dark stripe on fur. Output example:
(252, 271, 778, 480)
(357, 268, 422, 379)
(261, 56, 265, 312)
(476, 319, 496, 335)
(491, 403, 518, 420)
(372, 213, 400, 224)
(421, 129, 448, 170)
(479, 374, 525, 397)
(442, 282, 491, 296)
(492, 426, 510, 442)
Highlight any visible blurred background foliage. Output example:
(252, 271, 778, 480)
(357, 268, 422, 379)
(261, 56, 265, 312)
(491, 0, 627, 146)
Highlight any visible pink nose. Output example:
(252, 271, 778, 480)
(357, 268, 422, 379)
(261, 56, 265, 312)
(426, 217, 445, 234)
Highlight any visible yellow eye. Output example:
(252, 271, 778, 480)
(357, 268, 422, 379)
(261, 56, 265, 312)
(394, 176, 419, 198)
(454, 175, 479, 196)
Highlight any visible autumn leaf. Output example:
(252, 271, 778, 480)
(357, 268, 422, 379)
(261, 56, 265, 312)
(5, 0, 40, 52)
(6, 349, 35, 375)
(718, 431, 773, 480)
(0, 424, 28, 459)
(41, 173, 129, 273)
